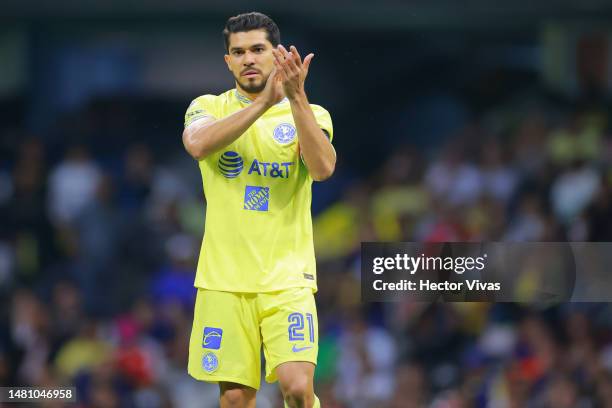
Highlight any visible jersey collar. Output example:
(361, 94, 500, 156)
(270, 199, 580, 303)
(235, 89, 288, 106)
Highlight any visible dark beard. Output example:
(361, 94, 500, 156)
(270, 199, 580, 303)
(234, 73, 269, 94)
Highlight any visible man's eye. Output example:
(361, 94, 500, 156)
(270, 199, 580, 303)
(254, 48, 264, 53)
(233, 50, 244, 56)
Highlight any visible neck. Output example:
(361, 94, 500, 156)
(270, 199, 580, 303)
(236, 85, 260, 102)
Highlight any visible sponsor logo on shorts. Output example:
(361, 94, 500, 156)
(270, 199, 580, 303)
(202, 327, 223, 350)
(202, 352, 219, 373)
(292, 345, 314, 353)
(273, 123, 296, 145)
(303, 273, 314, 281)
(244, 185, 270, 211)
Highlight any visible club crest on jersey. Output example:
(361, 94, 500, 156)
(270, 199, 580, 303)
(218, 151, 244, 178)
(202, 352, 219, 373)
(202, 327, 223, 350)
(273, 123, 296, 144)
(244, 185, 270, 211)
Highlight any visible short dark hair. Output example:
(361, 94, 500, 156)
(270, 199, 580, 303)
(223, 12, 280, 52)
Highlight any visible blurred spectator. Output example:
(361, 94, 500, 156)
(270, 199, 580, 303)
(585, 177, 612, 240)
(151, 234, 197, 311)
(389, 362, 429, 408)
(596, 370, 612, 407)
(313, 182, 372, 261)
(1, 139, 55, 282)
(504, 192, 547, 241)
(425, 141, 482, 207)
(547, 114, 603, 167)
(371, 147, 429, 241)
(550, 162, 600, 223)
(478, 138, 518, 203)
(48, 145, 102, 226)
(53, 320, 112, 380)
(50, 280, 85, 349)
(334, 307, 396, 407)
(512, 113, 548, 174)
(118, 143, 154, 213)
(11, 288, 51, 385)
(74, 175, 122, 314)
(538, 374, 585, 408)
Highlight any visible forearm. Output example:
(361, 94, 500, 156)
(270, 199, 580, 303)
(290, 92, 336, 181)
(183, 100, 268, 160)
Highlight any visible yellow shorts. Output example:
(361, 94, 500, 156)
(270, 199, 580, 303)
(188, 287, 318, 389)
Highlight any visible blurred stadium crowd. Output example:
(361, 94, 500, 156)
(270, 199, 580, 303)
(1, 81, 612, 407)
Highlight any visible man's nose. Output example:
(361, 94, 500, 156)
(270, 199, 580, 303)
(243, 51, 256, 65)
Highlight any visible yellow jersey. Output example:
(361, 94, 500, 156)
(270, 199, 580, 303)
(184, 89, 333, 293)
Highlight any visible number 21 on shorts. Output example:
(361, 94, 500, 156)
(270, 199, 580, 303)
(288, 312, 315, 342)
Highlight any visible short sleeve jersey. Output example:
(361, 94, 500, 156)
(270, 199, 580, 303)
(184, 89, 333, 293)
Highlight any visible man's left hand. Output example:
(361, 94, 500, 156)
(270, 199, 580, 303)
(272, 45, 314, 101)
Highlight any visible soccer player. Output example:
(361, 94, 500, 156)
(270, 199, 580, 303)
(181, 12, 335, 408)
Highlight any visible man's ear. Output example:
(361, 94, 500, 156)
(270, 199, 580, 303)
(223, 54, 232, 71)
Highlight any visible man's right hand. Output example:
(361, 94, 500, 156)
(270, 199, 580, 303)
(257, 67, 284, 109)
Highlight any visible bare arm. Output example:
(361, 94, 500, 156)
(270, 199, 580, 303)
(289, 93, 336, 181)
(182, 100, 268, 160)
(182, 67, 284, 160)
(274, 45, 336, 181)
